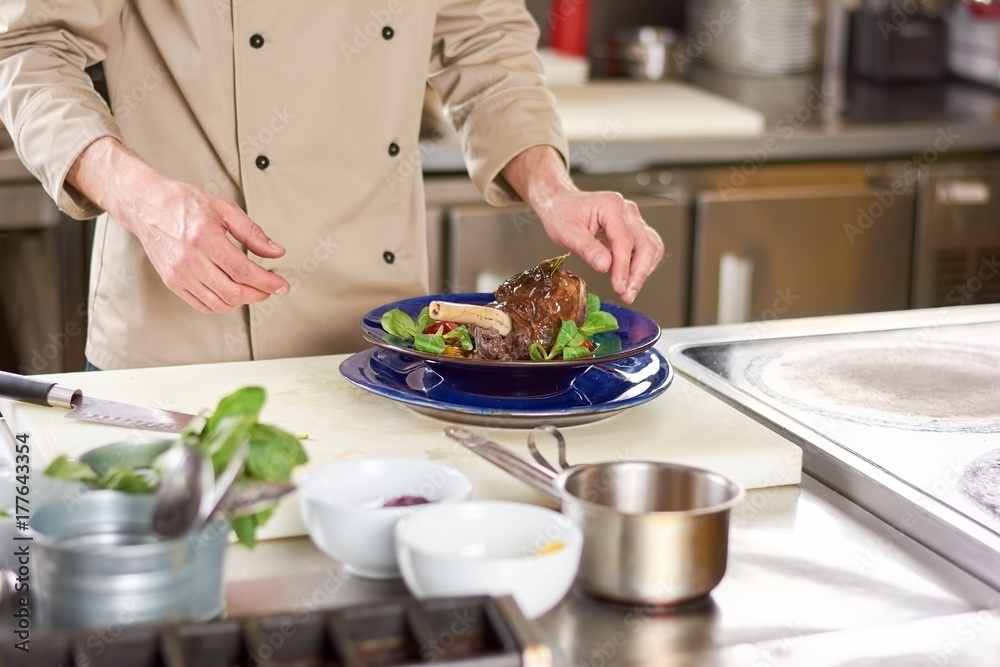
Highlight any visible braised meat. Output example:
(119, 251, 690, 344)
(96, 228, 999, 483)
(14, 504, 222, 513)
(472, 256, 587, 361)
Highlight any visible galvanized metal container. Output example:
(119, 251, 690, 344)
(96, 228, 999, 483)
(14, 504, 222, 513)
(30, 487, 227, 630)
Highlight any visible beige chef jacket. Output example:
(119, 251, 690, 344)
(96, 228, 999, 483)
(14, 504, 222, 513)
(0, 0, 567, 370)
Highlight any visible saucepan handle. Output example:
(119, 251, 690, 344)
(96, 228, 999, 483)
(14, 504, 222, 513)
(526, 425, 571, 473)
(443, 426, 562, 503)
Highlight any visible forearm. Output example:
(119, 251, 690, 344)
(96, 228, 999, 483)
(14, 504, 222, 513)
(65, 136, 163, 231)
(501, 145, 577, 212)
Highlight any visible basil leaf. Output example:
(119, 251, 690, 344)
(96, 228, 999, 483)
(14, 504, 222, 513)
(529, 342, 547, 361)
(44, 456, 98, 483)
(247, 424, 308, 482)
(592, 332, 623, 356)
(99, 464, 157, 494)
(555, 320, 579, 348)
(445, 325, 474, 351)
(561, 345, 593, 360)
(199, 386, 263, 439)
(417, 306, 434, 331)
(586, 293, 601, 316)
(581, 311, 618, 336)
(567, 332, 587, 348)
(381, 309, 419, 340)
(414, 333, 447, 355)
(231, 515, 257, 549)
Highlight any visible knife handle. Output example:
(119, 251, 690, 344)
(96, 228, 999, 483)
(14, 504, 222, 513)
(0, 371, 78, 409)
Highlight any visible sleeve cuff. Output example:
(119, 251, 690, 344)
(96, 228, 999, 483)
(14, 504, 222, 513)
(458, 87, 569, 207)
(12, 85, 123, 220)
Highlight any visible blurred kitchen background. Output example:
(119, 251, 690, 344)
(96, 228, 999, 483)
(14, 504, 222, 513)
(3, 0, 1000, 373)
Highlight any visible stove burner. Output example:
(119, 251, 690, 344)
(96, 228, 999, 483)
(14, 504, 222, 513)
(746, 341, 1000, 433)
(960, 448, 1000, 520)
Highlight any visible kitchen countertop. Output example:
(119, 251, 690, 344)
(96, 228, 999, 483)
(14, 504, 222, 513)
(218, 475, 999, 666)
(3, 320, 998, 665)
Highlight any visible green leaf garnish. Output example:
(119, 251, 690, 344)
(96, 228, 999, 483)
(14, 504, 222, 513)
(444, 325, 474, 351)
(581, 311, 618, 337)
(561, 346, 593, 360)
(586, 293, 601, 315)
(381, 309, 420, 340)
(417, 306, 434, 331)
(414, 333, 447, 355)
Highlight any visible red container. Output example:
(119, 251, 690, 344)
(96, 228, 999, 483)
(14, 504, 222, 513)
(548, 0, 591, 56)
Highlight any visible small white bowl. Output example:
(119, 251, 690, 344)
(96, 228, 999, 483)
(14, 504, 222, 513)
(299, 458, 472, 579)
(395, 500, 583, 618)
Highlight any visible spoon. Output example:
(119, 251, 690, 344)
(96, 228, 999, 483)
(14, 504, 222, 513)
(201, 440, 249, 526)
(151, 444, 214, 539)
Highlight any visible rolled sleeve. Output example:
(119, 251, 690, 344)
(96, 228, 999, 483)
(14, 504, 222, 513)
(428, 0, 568, 207)
(0, 2, 126, 219)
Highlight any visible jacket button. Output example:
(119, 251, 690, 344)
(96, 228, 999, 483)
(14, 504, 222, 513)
(249, 34, 264, 48)
(388, 143, 400, 157)
(382, 26, 394, 40)
(255, 155, 270, 170)
(383, 251, 395, 264)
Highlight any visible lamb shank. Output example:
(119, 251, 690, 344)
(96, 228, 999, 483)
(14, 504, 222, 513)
(429, 255, 587, 361)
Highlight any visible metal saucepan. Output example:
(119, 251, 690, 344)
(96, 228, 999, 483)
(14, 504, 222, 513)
(444, 426, 744, 607)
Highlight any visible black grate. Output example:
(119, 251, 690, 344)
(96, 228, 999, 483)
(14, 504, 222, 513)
(0, 596, 541, 667)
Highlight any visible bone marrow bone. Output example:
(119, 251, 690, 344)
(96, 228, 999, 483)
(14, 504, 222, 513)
(429, 301, 513, 337)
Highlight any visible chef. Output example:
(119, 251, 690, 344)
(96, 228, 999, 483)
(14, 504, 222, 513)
(0, 1, 664, 371)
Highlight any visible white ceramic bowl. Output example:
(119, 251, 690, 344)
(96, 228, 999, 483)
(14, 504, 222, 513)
(299, 458, 472, 579)
(395, 500, 583, 618)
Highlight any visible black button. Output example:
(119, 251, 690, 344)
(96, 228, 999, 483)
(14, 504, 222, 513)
(255, 155, 270, 170)
(249, 34, 264, 48)
(382, 26, 394, 40)
(388, 142, 400, 157)
(383, 251, 395, 264)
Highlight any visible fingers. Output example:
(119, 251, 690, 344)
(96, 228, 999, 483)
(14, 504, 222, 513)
(179, 288, 214, 315)
(223, 203, 286, 259)
(625, 226, 665, 303)
(211, 230, 291, 296)
(603, 198, 636, 299)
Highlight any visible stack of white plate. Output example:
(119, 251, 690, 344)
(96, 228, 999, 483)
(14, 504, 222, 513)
(686, 0, 821, 75)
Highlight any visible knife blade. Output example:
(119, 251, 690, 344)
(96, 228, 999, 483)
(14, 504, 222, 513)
(0, 370, 195, 433)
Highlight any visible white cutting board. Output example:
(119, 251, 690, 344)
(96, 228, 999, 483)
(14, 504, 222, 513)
(551, 81, 766, 141)
(0, 353, 800, 541)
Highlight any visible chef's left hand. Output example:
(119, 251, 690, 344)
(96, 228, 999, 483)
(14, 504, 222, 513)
(501, 146, 665, 304)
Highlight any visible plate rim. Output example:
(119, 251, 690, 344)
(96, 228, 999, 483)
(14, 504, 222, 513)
(360, 292, 662, 368)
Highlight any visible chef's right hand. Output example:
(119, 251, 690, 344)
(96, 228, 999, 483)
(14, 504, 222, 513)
(67, 137, 290, 314)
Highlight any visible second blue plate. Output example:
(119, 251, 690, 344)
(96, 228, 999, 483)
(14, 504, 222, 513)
(340, 347, 673, 428)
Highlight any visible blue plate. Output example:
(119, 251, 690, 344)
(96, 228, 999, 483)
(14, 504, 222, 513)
(340, 347, 673, 428)
(360, 293, 662, 397)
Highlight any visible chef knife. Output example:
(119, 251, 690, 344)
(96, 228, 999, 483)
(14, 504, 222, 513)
(0, 370, 195, 433)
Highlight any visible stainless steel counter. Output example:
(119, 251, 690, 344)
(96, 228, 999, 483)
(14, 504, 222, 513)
(222, 475, 999, 666)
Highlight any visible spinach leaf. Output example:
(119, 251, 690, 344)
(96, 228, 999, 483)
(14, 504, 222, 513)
(417, 306, 434, 331)
(586, 292, 601, 316)
(444, 325, 474, 351)
(581, 311, 618, 336)
(561, 346, 592, 360)
(414, 333, 447, 354)
(381, 309, 420, 340)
